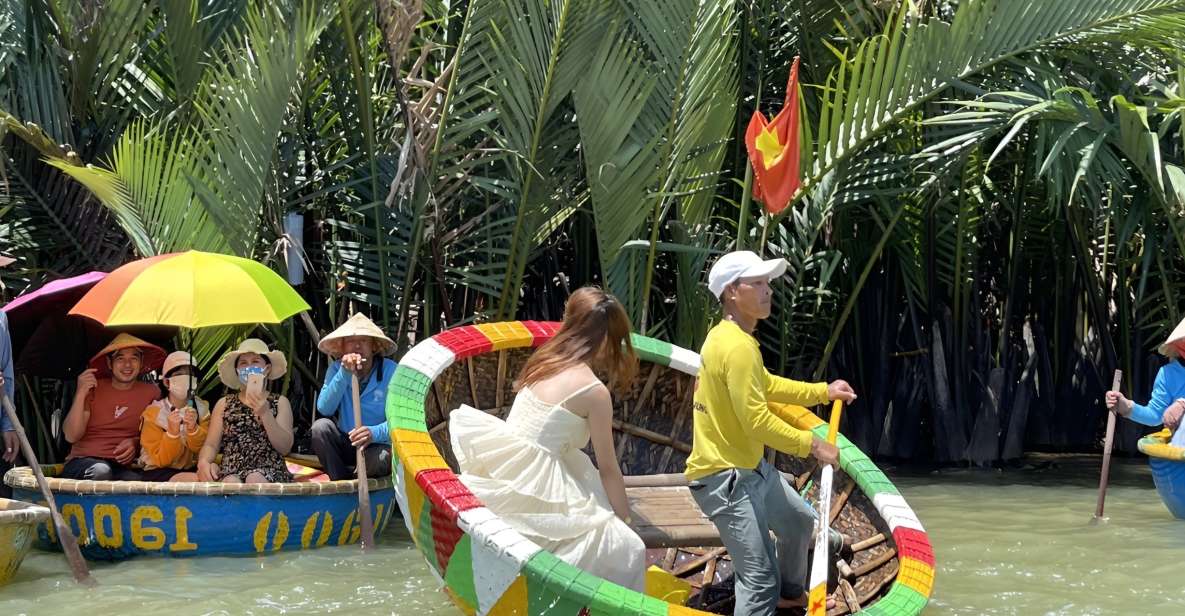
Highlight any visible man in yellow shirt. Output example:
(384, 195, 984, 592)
(686, 250, 857, 616)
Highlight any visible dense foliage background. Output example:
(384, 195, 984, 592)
(3, 0, 1185, 464)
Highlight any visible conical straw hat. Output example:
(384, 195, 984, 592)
(1159, 317, 1185, 357)
(318, 313, 395, 357)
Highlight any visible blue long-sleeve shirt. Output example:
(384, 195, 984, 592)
(315, 358, 396, 444)
(1, 312, 14, 432)
(1129, 361, 1185, 427)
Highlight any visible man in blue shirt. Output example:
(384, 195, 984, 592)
(1, 254, 21, 498)
(313, 313, 396, 480)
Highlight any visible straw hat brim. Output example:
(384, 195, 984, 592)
(1160, 317, 1185, 358)
(317, 313, 396, 357)
(88, 335, 167, 377)
(217, 346, 288, 388)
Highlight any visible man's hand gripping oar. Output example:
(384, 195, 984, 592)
(807, 399, 844, 616)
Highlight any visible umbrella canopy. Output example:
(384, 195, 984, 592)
(3, 272, 175, 379)
(69, 251, 310, 328)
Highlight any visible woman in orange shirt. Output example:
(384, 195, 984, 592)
(139, 351, 210, 482)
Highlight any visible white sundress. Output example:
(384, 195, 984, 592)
(449, 382, 647, 592)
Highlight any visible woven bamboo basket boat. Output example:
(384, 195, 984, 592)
(387, 321, 935, 615)
(1137, 429, 1185, 519)
(3, 466, 394, 560)
(0, 497, 50, 584)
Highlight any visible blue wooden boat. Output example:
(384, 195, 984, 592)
(3, 465, 394, 560)
(1137, 429, 1185, 519)
(0, 497, 50, 585)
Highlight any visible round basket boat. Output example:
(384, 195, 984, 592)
(1137, 429, 1185, 519)
(3, 466, 394, 560)
(386, 321, 935, 615)
(0, 497, 51, 585)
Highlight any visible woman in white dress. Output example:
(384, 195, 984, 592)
(449, 287, 647, 591)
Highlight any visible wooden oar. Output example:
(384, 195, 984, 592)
(351, 372, 375, 552)
(0, 388, 94, 585)
(807, 399, 844, 616)
(1093, 369, 1123, 523)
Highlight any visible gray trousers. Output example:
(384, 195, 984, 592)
(310, 418, 392, 481)
(689, 459, 840, 616)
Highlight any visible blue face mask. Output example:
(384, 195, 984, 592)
(237, 364, 266, 384)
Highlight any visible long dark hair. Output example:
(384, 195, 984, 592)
(516, 287, 638, 393)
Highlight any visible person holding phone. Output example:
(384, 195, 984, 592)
(139, 351, 211, 481)
(196, 339, 294, 483)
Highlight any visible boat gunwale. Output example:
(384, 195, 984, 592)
(1137, 429, 1185, 461)
(0, 496, 51, 525)
(3, 466, 391, 497)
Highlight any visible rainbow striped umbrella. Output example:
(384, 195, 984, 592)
(69, 251, 310, 328)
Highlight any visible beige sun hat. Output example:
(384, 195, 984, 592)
(317, 313, 396, 357)
(217, 338, 288, 388)
(1159, 317, 1185, 358)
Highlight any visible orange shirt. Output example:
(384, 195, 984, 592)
(139, 398, 210, 470)
(67, 380, 158, 461)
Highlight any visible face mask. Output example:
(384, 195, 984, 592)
(237, 365, 266, 384)
(167, 374, 194, 400)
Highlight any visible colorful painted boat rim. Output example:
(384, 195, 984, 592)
(387, 321, 935, 615)
(4, 467, 395, 560)
(0, 497, 50, 585)
(1137, 429, 1185, 461)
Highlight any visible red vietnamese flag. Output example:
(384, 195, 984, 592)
(745, 56, 802, 214)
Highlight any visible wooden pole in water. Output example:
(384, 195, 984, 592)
(351, 372, 375, 552)
(0, 388, 94, 585)
(1094, 369, 1123, 521)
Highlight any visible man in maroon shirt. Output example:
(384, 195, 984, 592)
(61, 334, 165, 481)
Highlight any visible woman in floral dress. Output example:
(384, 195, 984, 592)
(197, 339, 294, 483)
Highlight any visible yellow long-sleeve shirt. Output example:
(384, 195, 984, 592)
(684, 319, 830, 480)
(139, 398, 210, 471)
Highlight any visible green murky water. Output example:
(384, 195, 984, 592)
(3, 457, 1183, 615)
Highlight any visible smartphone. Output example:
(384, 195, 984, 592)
(246, 372, 265, 397)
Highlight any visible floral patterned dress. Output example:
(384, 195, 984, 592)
(218, 393, 293, 483)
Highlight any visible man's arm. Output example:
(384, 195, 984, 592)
(0, 312, 13, 432)
(725, 345, 814, 458)
(315, 361, 349, 417)
(765, 371, 830, 407)
(1131, 367, 1172, 427)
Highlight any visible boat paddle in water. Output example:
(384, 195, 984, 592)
(1092, 369, 1122, 524)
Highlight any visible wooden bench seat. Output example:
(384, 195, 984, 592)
(626, 473, 720, 548)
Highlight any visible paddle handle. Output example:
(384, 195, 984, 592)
(1, 389, 94, 586)
(1095, 369, 1123, 519)
(826, 399, 844, 445)
(351, 373, 376, 552)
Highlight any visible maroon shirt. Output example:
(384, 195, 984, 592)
(67, 380, 158, 461)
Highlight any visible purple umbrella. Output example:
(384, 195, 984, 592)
(3, 272, 175, 379)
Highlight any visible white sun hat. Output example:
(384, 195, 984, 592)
(1158, 317, 1185, 357)
(707, 250, 788, 299)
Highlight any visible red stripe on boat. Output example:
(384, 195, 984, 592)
(892, 527, 935, 567)
(521, 320, 561, 346)
(416, 468, 482, 521)
(432, 326, 494, 359)
(430, 504, 465, 573)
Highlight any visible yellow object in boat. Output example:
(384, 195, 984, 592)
(645, 565, 692, 605)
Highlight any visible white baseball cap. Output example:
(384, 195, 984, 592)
(162, 351, 196, 377)
(707, 251, 788, 299)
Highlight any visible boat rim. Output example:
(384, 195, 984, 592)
(3, 466, 391, 496)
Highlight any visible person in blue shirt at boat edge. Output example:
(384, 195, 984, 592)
(1107, 318, 1185, 442)
(313, 313, 396, 481)
(0, 254, 20, 499)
